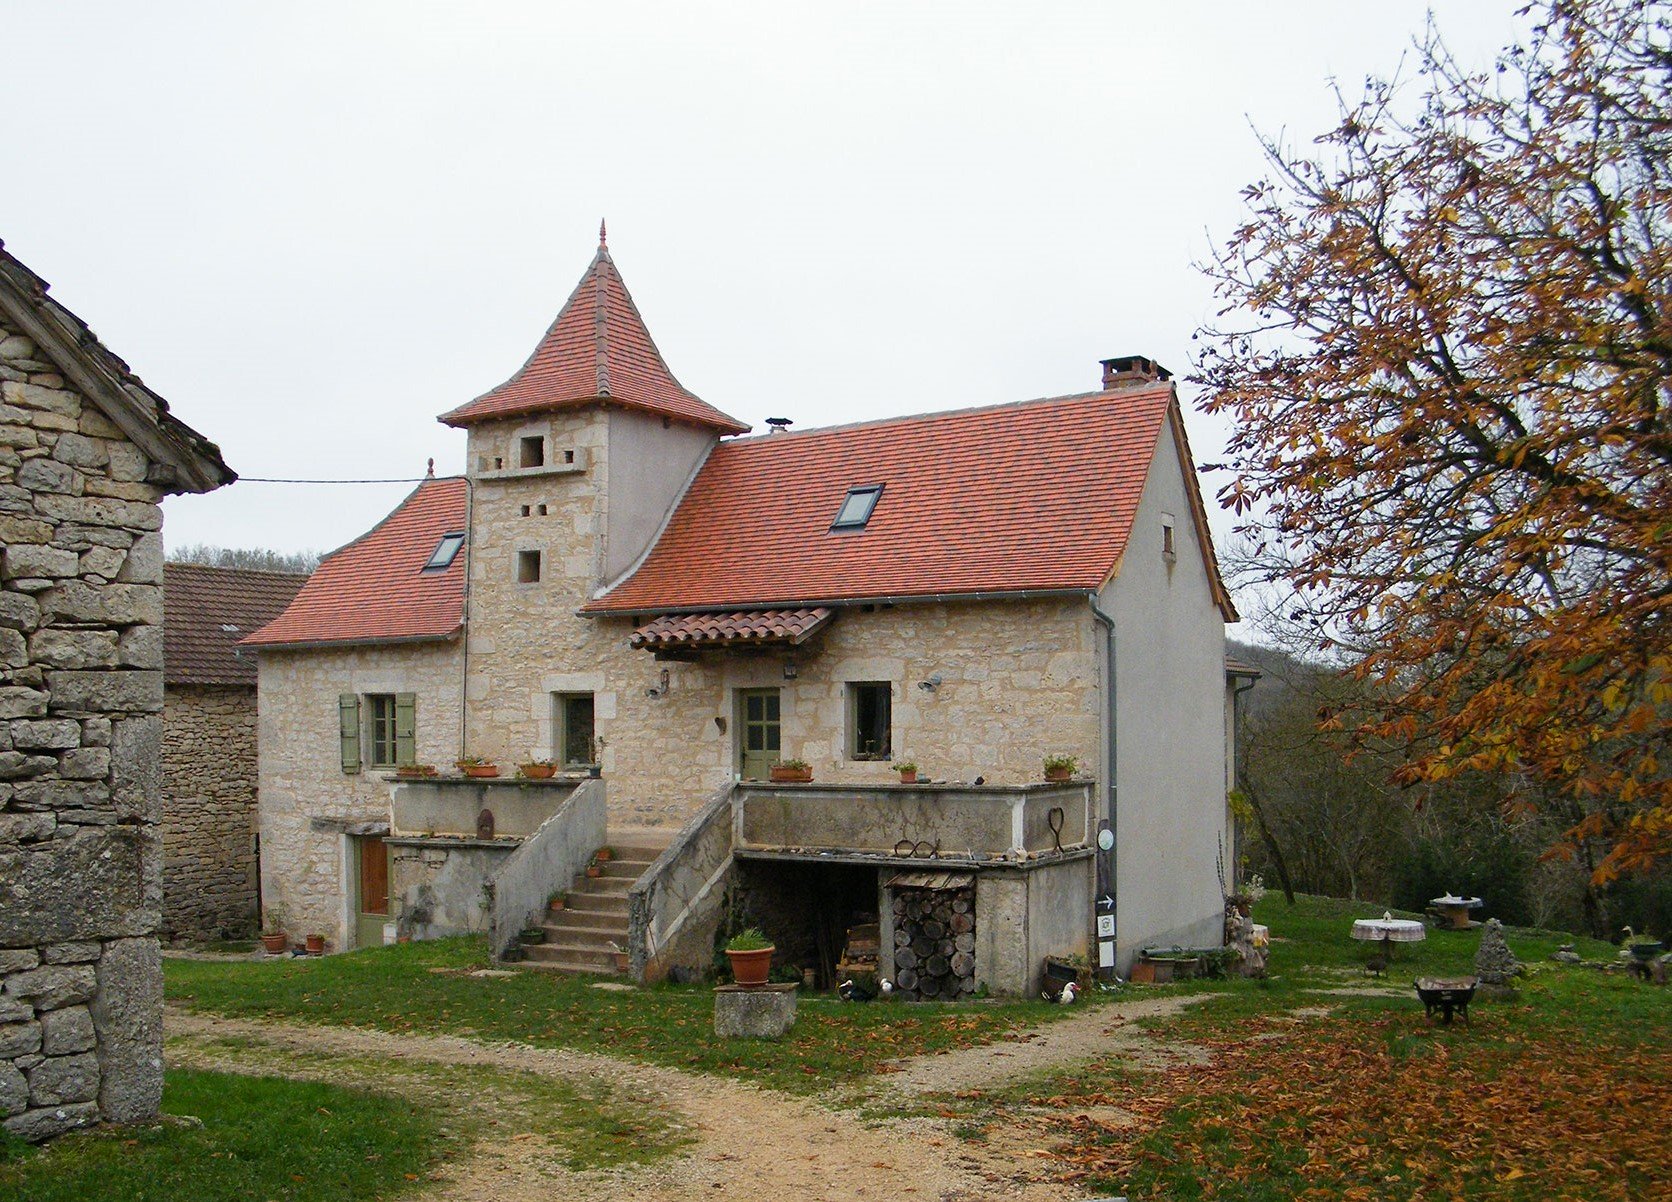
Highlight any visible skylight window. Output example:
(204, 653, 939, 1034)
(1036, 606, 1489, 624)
(831, 485, 884, 531)
(422, 532, 466, 572)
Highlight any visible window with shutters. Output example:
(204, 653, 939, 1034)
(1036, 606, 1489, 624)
(339, 692, 416, 773)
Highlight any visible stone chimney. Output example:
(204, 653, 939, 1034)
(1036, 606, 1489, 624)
(1100, 355, 1172, 389)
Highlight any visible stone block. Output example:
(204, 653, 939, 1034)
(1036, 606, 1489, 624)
(38, 581, 161, 626)
(15, 458, 80, 495)
(0, 1061, 26, 1118)
(28, 629, 119, 670)
(3, 966, 96, 1011)
(28, 1052, 99, 1106)
(0, 949, 41, 974)
(0, 333, 35, 359)
(39, 1007, 96, 1056)
(0, 381, 79, 418)
(712, 982, 798, 1039)
(117, 625, 162, 670)
(0, 753, 53, 782)
(0, 813, 55, 842)
(0, 997, 32, 1023)
(59, 747, 110, 780)
(9, 780, 109, 812)
(0, 628, 24, 668)
(0, 688, 47, 719)
(106, 444, 149, 484)
(116, 531, 162, 583)
(0, 593, 40, 633)
(0, 1021, 42, 1058)
(46, 670, 163, 715)
(51, 524, 131, 551)
(2, 1100, 99, 1142)
(3, 544, 78, 580)
(78, 546, 127, 580)
(9, 719, 80, 750)
(0, 515, 53, 545)
(0, 827, 159, 942)
(112, 716, 161, 820)
(52, 433, 108, 469)
(33, 493, 161, 532)
(41, 943, 100, 965)
(92, 937, 162, 1123)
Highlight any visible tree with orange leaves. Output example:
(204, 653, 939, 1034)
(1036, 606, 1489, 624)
(1196, 0, 1671, 884)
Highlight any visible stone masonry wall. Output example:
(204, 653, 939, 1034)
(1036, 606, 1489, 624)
(161, 684, 258, 940)
(0, 317, 168, 1140)
(256, 641, 463, 950)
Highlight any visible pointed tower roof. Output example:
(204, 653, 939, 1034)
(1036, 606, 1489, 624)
(438, 232, 749, 434)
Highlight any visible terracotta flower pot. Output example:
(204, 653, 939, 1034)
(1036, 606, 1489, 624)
(586, 865, 602, 879)
(304, 934, 325, 956)
(460, 764, 500, 779)
(613, 950, 630, 973)
(519, 763, 557, 779)
(726, 946, 775, 987)
(1044, 767, 1071, 783)
(898, 770, 919, 784)
(593, 847, 613, 862)
(261, 932, 288, 955)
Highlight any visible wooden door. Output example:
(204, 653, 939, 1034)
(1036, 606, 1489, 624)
(737, 688, 781, 780)
(353, 835, 390, 949)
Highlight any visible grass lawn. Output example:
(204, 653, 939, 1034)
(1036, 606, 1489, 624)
(165, 938, 1067, 1094)
(930, 895, 1672, 1201)
(0, 1069, 438, 1202)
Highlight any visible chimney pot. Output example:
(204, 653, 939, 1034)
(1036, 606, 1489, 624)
(765, 417, 793, 434)
(1100, 355, 1172, 389)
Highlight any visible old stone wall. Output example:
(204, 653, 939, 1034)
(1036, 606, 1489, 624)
(255, 640, 463, 949)
(1, 317, 168, 1139)
(161, 684, 257, 939)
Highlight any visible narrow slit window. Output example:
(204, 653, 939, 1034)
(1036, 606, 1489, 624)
(422, 532, 466, 572)
(517, 550, 542, 583)
(519, 436, 545, 468)
(831, 484, 884, 530)
(1161, 512, 1177, 562)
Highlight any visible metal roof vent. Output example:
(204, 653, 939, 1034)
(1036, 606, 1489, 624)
(765, 417, 793, 434)
(1100, 355, 1172, 389)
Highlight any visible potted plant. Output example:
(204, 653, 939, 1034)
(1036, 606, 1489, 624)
(394, 763, 438, 779)
(519, 927, 545, 947)
(725, 928, 775, 987)
(770, 758, 813, 784)
(260, 909, 288, 955)
(894, 761, 919, 784)
(304, 931, 326, 956)
(548, 890, 567, 912)
(593, 845, 614, 862)
(517, 758, 558, 779)
(585, 857, 604, 879)
(1043, 754, 1077, 783)
(456, 755, 500, 779)
(610, 941, 631, 973)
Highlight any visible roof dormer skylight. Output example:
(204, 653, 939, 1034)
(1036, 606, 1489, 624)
(423, 531, 466, 572)
(831, 485, 883, 531)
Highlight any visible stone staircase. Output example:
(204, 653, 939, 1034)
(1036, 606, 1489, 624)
(521, 836, 663, 976)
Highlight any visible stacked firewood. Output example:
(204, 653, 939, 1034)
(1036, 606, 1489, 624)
(891, 886, 976, 999)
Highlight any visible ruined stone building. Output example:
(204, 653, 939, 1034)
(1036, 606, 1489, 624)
(0, 240, 232, 1140)
(160, 563, 304, 941)
(247, 234, 1247, 993)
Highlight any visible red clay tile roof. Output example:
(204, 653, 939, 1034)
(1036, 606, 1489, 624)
(437, 240, 749, 435)
(164, 564, 306, 686)
(629, 607, 836, 651)
(243, 477, 468, 648)
(584, 386, 1229, 614)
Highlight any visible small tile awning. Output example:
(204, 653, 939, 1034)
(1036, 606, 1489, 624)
(629, 607, 836, 653)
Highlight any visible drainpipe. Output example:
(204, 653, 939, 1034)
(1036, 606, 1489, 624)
(1089, 595, 1118, 972)
(458, 476, 475, 760)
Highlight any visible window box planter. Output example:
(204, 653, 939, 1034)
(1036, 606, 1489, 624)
(456, 760, 500, 779)
(517, 762, 557, 780)
(770, 762, 812, 784)
(394, 764, 438, 780)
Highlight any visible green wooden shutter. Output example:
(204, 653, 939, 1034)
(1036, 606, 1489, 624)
(394, 693, 417, 767)
(339, 694, 362, 774)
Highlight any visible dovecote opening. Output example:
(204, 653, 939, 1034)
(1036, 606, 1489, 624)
(519, 436, 546, 468)
(517, 550, 542, 583)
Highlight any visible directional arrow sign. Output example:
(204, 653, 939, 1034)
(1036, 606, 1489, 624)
(1096, 894, 1115, 910)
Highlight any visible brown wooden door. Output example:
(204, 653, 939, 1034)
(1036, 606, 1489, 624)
(354, 835, 390, 949)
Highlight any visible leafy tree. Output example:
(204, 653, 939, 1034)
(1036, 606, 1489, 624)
(168, 543, 319, 575)
(1197, 0, 1672, 883)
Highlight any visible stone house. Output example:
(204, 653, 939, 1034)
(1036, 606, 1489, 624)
(247, 234, 1246, 994)
(160, 563, 304, 941)
(0, 240, 232, 1140)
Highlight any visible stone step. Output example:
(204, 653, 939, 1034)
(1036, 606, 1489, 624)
(525, 941, 623, 968)
(539, 920, 627, 945)
(522, 958, 622, 977)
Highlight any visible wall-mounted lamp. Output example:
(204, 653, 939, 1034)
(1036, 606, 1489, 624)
(917, 674, 944, 693)
(783, 659, 799, 680)
(646, 668, 671, 698)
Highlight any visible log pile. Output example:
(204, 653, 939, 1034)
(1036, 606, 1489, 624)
(891, 885, 976, 1000)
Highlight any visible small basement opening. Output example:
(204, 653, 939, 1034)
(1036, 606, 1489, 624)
(732, 860, 878, 991)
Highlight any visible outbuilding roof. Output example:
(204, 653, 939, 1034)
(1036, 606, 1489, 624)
(437, 230, 749, 435)
(164, 564, 306, 686)
(583, 385, 1233, 617)
(243, 476, 467, 649)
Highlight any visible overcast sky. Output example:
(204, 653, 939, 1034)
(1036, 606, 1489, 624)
(3, 1, 1523, 584)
